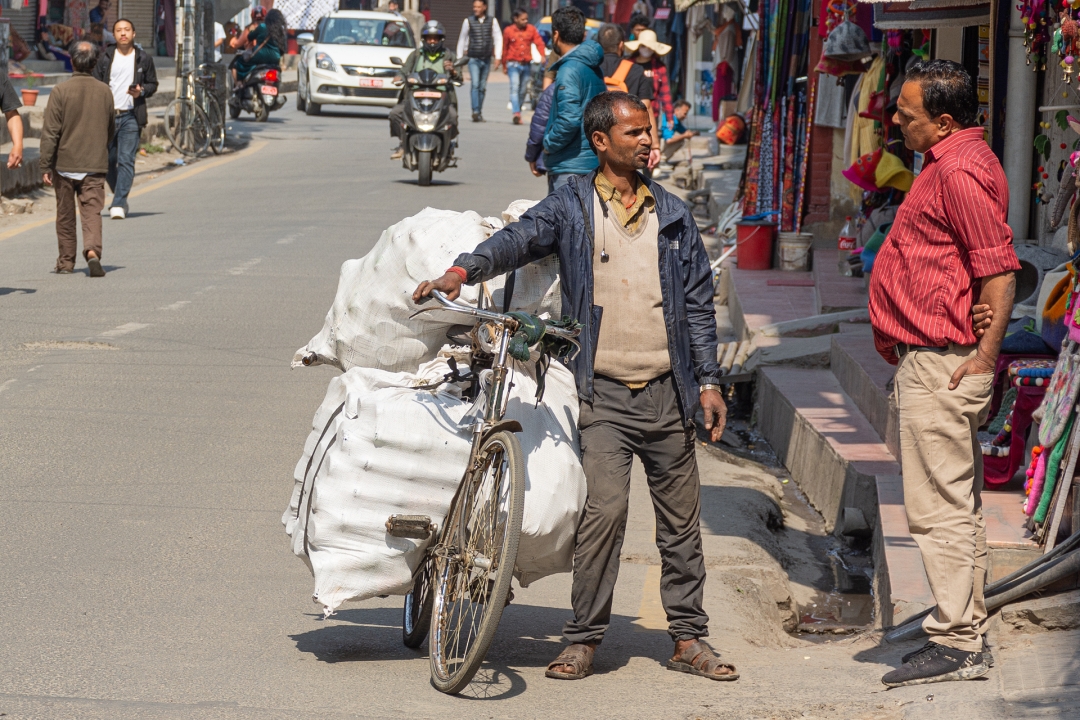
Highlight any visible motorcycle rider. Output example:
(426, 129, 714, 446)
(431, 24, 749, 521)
(389, 20, 460, 160)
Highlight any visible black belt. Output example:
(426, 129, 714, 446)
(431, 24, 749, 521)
(895, 342, 949, 358)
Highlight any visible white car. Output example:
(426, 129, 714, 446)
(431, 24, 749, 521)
(296, 10, 415, 115)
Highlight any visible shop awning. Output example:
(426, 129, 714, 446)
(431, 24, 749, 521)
(857, 0, 990, 29)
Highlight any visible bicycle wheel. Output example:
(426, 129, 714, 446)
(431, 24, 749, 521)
(204, 93, 226, 154)
(429, 430, 524, 694)
(164, 98, 210, 157)
(402, 564, 433, 648)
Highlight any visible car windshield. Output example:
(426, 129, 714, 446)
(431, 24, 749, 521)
(320, 18, 414, 47)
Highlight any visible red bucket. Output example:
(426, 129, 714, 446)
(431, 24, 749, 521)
(735, 221, 776, 270)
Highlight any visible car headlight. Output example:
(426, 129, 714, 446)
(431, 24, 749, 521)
(415, 111, 438, 132)
(316, 52, 337, 72)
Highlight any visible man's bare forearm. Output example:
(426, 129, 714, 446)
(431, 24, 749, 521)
(975, 271, 1015, 366)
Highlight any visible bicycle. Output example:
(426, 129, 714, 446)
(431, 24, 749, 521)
(392, 289, 580, 694)
(165, 64, 226, 157)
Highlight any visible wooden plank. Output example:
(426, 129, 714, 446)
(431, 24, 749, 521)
(1045, 411, 1080, 552)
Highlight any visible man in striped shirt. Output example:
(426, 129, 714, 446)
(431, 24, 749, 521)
(869, 60, 1019, 689)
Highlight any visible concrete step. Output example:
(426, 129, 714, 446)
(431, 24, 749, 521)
(756, 365, 1040, 628)
(829, 330, 899, 459)
(813, 247, 867, 314)
(729, 266, 816, 340)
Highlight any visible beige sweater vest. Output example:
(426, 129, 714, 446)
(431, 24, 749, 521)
(591, 194, 672, 384)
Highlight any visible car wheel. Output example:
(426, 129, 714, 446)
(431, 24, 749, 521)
(305, 86, 321, 116)
(296, 75, 307, 111)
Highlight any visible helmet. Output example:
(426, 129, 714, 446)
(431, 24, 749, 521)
(251, 5, 266, 21)
(421, 20, 445, 38)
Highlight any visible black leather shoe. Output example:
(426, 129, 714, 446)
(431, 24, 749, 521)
(883, 642, 988, 688)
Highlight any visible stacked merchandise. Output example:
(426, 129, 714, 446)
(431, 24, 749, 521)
(1018, 253, 1080, 544)
(741, 0, 815, 233)
(283, 204, 588, 616)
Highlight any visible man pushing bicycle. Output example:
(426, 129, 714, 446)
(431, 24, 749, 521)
(412, 91, 736, 683)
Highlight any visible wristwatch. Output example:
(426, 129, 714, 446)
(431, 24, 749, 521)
(700, 384, 722, 394)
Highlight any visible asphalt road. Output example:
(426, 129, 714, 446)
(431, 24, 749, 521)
(1, 91, 1048, 720)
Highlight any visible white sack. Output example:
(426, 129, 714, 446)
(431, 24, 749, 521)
(283, 353, 585, 614)
(293, 203, 558, 373)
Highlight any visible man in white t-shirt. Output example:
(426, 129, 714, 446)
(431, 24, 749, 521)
(214, 22, 225, 62)
(92, 18, 158, 219)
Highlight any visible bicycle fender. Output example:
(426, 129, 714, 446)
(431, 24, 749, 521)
(481, 420, 522, 442)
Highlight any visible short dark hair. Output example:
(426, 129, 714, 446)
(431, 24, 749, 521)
(113, 17, 134, 32)
(673, 98, 691, 111)
(905, 59, 979, 128)
(629, 13, 650, 29)
(583, 91, 649, 152)
(473, 0, 487, 5)
(513, 7, 528, 17)
(597, 23, 624, 53)
(70, 41, 99, 72)
(551, 6, 585, 45)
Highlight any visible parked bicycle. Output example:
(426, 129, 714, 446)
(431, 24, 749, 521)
(165, 64, 226, 157)
(393, 289, 580, 694)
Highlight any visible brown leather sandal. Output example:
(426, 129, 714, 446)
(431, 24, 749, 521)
(667, 640, 739, 681)
(545, 643, 595, 680)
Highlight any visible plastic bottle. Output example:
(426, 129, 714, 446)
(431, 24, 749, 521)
(838, 216, 857, 250)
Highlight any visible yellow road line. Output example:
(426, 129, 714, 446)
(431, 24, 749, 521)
(0, 140, 268, 244)
(632, 564, 668, 632)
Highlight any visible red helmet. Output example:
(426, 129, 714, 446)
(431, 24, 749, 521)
(251, 6, 266, 21)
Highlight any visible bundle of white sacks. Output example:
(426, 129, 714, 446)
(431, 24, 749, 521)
(283, 203, 586, 616)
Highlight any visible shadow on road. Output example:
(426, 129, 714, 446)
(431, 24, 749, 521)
(393, 178, 463, 188)
(75, 265, 125, 276)
(290, 602, 657, 700)
(0, 287, 36, 296)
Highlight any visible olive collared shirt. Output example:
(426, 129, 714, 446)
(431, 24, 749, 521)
(594, 171, 655, 234)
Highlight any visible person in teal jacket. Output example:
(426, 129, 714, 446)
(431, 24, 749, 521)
(230, 8, 286, 88)
(542, 7, 605, 192)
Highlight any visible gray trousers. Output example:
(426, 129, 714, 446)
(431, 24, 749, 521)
(563, 373, 709, 644)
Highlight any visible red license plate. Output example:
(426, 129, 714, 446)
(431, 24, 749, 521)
(413, 90, 442, 98)
(358, 78, 383, 88)
(260, 84, 278, 95)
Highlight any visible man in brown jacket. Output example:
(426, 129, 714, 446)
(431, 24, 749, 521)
(40, 41, 115, 277)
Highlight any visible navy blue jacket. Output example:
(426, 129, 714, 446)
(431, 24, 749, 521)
(525, 83, 555, 172)
(543, 40, 606, 175)
(454, 171, 721, 421)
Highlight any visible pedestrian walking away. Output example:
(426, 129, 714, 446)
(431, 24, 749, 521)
(413, 91, 735, 684)
(542, 7, 605, 193)
(93, 18, 158, 220)
(40, 41, 115, 277)
(524, 82, 554, 178)
(502, 8, 545, 124)
(598, 23, 659, 170)
(0, 68, 25, 175)
(868, 59, 1019, 689)
(456, 0, 501, 122)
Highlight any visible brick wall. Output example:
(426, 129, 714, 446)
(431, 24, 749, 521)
(803, 8, 832, 226)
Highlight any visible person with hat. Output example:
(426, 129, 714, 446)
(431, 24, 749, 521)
(869, 59, 1019, 690)
(388, 20, 460, 160)
(626, 29, 672, 168)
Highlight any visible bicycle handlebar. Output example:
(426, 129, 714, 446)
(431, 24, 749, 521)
(419, 290, 579, 340)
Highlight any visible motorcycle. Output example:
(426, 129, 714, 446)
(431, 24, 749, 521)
(389, 55, 467, 187)
(229, 64, 287, 122)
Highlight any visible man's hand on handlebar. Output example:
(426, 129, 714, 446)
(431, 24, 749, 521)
(413, 271, 464, 304)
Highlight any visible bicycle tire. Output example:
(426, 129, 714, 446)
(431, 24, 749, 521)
(402, 566, 433, 648)
(429, 430, 524, 694)
(204, 93, 226, 154)
(164, 98, 210, 157)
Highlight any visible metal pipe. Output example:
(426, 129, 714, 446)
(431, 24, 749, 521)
(1003, 0, 1038, 240)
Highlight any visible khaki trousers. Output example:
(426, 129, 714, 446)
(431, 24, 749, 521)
(54, 173, 105, 272)
(895, 345, 993, 652)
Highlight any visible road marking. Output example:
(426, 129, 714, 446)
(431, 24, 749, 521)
(632, 564, 668, 632)
(227, 258, 261, 275)
(0, 141, 268, 244)
(159, 300, 191, 311)
(100, 322, 150, 338)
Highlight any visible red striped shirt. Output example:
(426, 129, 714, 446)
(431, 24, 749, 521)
(868, 128, 1020, 364)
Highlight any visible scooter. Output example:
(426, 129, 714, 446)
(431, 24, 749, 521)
(229, 64, 287, 122)
(390, 55, 467, 187)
